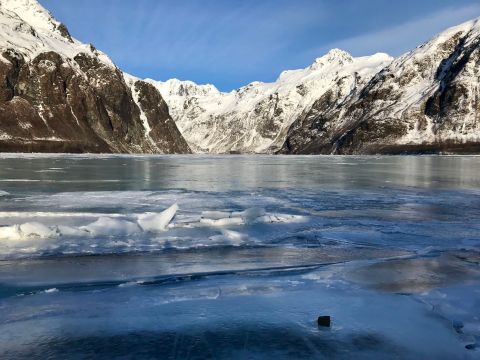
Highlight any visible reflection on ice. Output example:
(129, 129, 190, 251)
(0, 246, 408, 289)
(348, 251, 480, 293)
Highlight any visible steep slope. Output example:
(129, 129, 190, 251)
(0, 0, 190, 153)
(282, 18, 480, 154)
(150, 50, 392, 153)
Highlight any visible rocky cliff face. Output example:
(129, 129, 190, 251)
(151, 50, 392, 153)
(0, 0, 190, 153)
(281, 18, 480, 154)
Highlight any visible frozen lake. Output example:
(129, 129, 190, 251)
(0, 155, 479, 359)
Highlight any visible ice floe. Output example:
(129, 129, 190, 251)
(43, 288, 59, 294)
(0, 222, 59, 242)
(0, 204, 309, 256)
(81, 217, 142, 237)
(199, 208, 306, 227)
(0, 207, 178, 242)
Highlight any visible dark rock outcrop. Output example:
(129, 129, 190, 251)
(132, 80, 191, 153)
(0, 49, 190, 153)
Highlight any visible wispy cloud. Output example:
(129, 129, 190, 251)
(111, 0, 327, 72)
(309, 4, 480, 58)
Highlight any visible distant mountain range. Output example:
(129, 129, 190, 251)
(0, 0, 479, 154)
(149, 50, 392, 153)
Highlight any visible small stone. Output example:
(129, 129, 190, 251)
(317, 316, 331, 327)
(465, 344, 476, 350)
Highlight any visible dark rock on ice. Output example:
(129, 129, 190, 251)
(317, 315, 331, 327)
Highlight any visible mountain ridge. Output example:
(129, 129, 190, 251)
(0, 0, 478, 155)
(280, 17, 480, 154)
(150, 49, 393, 153)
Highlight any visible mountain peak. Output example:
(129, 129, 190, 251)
(152, 78, 221, 98)
(0, 0, 72, 41)
(1, 0, 54, 30)
(310, 49, 353, 70)
(324, 48, 352, 58)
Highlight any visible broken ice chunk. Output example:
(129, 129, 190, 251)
(0, 222, 59, 241)
(82, 217, 141, 236)
(137, 203, 179, 232)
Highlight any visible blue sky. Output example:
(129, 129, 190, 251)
(40, 0, 480, 91)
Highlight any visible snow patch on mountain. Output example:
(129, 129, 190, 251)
(0, 0, 114, 66)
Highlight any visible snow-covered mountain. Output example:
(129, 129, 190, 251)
(281, 18, 480, 154)
(1, 0, 478, 155)
(0, 0, 190, 153)
(150, 50, 392, 153)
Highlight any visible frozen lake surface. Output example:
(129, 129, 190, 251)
(0, 155, 479, 359)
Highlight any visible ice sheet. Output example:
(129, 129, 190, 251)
(0, 155, 479, 358)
